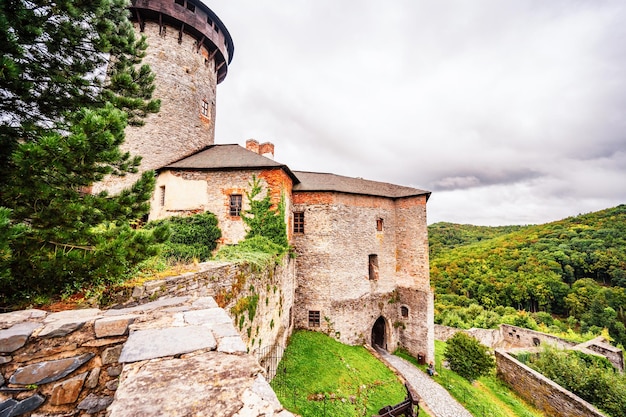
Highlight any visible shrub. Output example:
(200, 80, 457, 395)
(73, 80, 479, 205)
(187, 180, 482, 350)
(146, 212, 221, 262)
(444, 332, 495, 381)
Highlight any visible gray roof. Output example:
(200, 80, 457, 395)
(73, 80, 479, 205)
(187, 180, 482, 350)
(292, 171, 431, 200)
(161, 144, 430, 200)
(162, 144, 299, 183)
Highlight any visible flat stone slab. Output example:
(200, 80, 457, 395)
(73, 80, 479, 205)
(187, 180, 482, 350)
(0, 322, 42, 353)
(104, 297, 190, 316)
(108, 351, 261, 417)
(183, 308, 232, 326)
(0, 309, 47, 329)
(119, 326, 217, 363)
(9, 353, 94, 385)
(43, 309, 102, 323)
(94, 315, 137, 338)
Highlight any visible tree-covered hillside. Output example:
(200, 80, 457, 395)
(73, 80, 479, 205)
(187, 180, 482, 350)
(429, 204, 626, 346)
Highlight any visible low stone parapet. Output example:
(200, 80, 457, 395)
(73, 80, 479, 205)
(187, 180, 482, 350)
(0, 295, 293, 416)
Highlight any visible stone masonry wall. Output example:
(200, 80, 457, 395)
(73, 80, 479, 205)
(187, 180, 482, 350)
(95, 21, 218, 195)
(292, 192, 433, 362)
(495, 349, 607, 417)
(0, 259, 296, 416)
(149, 168, 294, 245)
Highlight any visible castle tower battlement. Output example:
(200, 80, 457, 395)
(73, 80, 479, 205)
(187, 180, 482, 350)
(97, 0, 234, 193)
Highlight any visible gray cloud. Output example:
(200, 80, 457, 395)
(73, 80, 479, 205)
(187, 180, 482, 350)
(211, 0, 626, 225)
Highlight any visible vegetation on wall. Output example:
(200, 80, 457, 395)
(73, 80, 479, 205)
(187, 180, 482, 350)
(241, 175, 289, 249)
(215, 175, 290, 267)
(145, 212, 221, 262)
(430, 205, 626, 346)
(517, 346, 626, 417)
(0, 0, 163, 307)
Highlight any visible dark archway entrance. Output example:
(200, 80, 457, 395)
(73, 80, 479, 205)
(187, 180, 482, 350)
(371, 316, 387, 350)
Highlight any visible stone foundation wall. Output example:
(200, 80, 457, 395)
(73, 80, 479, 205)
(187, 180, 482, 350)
(495, 349, 607, 417)
(0, 258, 296, 416)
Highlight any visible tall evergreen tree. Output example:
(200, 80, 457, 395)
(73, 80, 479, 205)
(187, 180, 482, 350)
(0, 0, 166, 304)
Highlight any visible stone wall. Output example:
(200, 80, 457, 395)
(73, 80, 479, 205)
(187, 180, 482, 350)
(149, 168, 294, 245)
(495, 349, 607, 417)
(0, 259, 296, 416)
(291, 192, 433, 362)
(95, 20, 219, 195)
(500, 324, 577, 349)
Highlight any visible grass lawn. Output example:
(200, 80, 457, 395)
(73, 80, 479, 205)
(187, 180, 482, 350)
(395, 341, 544, 417)
(271, 330, 430, 417)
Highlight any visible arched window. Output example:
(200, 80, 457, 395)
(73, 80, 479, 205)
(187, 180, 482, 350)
(401, 306, 409, 318)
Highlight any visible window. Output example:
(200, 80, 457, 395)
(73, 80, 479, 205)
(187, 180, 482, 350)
(186, 2, 195, 12)
(369, 254, 379, 281)
(308, 311, 320, 327)
(174, 0, 184, 5)
(376, 218, 384, 231)
(207, 16, 214, 26)
(229, 194, 242, 216)
(293, 212, 304, 233)
(159, 186, 166, 206)
(201, 100, 209, 117)
(401, 306, 409, 318)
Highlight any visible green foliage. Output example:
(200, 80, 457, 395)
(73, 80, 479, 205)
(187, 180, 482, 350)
(241, 175, 288, 249)
(444, 332, 495, 381)
(526, 346, 626, 417)
(146, 212, 221, 262)
(430, 205, 626, 346)
(214, 235, 287, 269)
(272, 330, 406, 417)
(0, 0, 162, 306)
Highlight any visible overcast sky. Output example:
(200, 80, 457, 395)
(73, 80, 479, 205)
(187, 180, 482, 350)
(209, 0, 626, 226)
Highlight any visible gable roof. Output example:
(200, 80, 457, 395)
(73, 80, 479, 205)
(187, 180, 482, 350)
(292, 171, 431, 200)
(161, 144, 299, 183)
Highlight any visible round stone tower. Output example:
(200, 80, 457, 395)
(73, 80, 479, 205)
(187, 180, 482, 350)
(99, 0, 233, 193)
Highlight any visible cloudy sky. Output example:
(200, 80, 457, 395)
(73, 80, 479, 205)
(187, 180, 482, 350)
(209, 0, 626, 226)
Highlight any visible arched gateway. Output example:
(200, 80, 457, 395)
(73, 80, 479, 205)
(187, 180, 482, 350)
(371, 316, 387, 350)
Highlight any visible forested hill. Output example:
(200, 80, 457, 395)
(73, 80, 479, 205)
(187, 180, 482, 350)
(428, 204, 626, 346)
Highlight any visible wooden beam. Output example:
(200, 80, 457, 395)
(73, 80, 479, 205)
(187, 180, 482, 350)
(216, 61, 225, 71)
(196, 35, 205, 53)
(207, 49, 218, 60)
(159, 13, 163, 35)
(135, 9, 144, 32)
(178, 23, 185, 44)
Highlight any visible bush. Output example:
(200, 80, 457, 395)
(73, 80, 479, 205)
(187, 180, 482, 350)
(528, 346, 626, 417)
(444, 332, 495, 381)
(146, 212, 221, 262)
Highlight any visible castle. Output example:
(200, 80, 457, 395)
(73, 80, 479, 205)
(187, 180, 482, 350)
(120, 0, 434, 362)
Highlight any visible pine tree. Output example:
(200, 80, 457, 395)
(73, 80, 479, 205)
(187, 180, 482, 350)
(241, 176, 289, 249)
(0, 0, 165, 304)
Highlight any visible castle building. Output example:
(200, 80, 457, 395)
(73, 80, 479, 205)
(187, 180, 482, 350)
(117, 0, 434, 361)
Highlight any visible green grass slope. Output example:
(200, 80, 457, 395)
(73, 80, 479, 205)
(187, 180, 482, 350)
(271, 330, 414, 417)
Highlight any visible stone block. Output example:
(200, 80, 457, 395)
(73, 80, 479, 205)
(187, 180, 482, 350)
(0, 394, 45, 416)
(9, 353, 94, 385)
(94, 315, 137, 338)
(217, 336, 247, 354)
(85, 367, 100, 389)
(0, 322, 41, 353)
(119, 326, 217, 363)
(49, 372, 87, 405)
(77, 394, 113, 414)
(102, 345, 123, 365)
